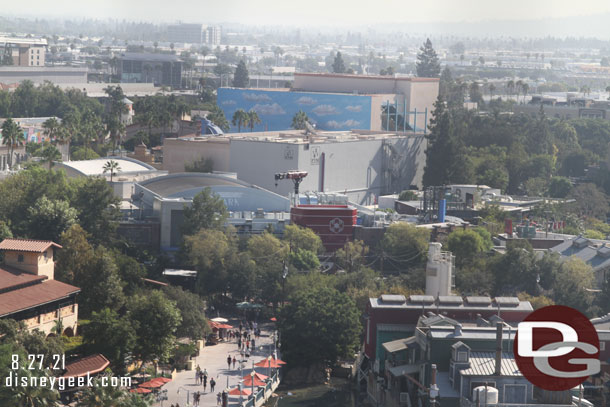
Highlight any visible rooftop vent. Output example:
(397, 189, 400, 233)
(438, 295, 463, 305)
(409, 295, 435, 304)
(597, 245, 610, 258)
(379, 294, 406, 304)
(572, 236, 590, 249)
(465, 296, 492, 306)
(494, 297, 520, 307)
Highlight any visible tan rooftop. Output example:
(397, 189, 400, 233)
(0, 239, 62, 253)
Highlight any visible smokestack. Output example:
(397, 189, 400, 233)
(494, 323, 503, 376)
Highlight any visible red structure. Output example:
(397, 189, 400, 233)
(290, 205, 357, 251)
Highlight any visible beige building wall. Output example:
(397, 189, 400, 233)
(4, 249, 55, 280)
(294, 73, 398, 94)
(23, 304, 78, 336)
(162, 137, 231, 173)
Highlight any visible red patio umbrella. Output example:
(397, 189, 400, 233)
(270, 317, 277, 322)
(255, 357, 286, 368)
(139, 380, 164, 388)
(130, 388, 152, 394)
(243, 372, 268, 381)
(152, 377, 171, 384)
(243, 376, 266, 387)
(228, 387, 252, 396)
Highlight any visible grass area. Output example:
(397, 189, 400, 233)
(270, 378, 356, 407)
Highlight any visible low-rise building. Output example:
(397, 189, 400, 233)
(0, 239, 79, 336)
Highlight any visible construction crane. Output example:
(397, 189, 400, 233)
(274, 170, 308, 194)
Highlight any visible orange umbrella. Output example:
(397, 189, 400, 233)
(139, 380, 164, 388)
(270, 317, 277, 322)
(228, 387, 251, 396)
(152, 377, 171, 384)
(243, 372, 268, 381)
(243, 376, 266, 387)
(255, 358, 286, 368)
(130, 388, 152, 393)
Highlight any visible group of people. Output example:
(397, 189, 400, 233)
(192, 365, 220, 406)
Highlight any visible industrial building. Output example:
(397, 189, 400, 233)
(118, 53, 182, 88)
(133, 172, 291, 250)
(162, 129, 426, 205)
(217, 72, 439, 132)
(167, 24, 221, 45)
(0, 36, 46, 67)
(0, 66, 88, 86)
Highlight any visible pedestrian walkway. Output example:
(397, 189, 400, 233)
(157, 321, 279, 407)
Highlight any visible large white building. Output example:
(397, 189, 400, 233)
(0, 36, 46, 67)
(162, 129, 427, 205)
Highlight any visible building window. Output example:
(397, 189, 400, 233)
(43, 251, 48, 259)
(601, 342, 606, 351)
(17, 254, 24, 262)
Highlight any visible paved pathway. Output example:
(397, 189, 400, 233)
(155, 321, 278, 407)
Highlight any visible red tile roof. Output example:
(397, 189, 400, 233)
(0, 239, 62, 253)
(62, 354, 110, 378)
(0, 279, 80, 317)
(0, 266, 46, 292)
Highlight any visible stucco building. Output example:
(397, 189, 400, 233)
(0, 239, 79, 336)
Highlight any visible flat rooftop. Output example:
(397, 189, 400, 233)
(370, 294, 532, 312)
(59, 158, 156, 176)
(173, 129, 422, 145)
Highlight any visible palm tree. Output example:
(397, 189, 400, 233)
(102, 159, 121, 182)
(42, 117, 61, 143)
(76, 378, 125, 407)
(521, 83, 529, 103)
(1, 118, 24, 169)
(41, 145, 62, 170)
(506, 80, 515, 99)
(291, 110, 310, 130)
(247, 110, 261, 132)
(231, 109, 249, 132)
(4, 369, 59, 406)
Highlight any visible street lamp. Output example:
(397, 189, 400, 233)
(177, 386, 190, 407)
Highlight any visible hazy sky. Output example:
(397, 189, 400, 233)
(4, 0, 610, 26)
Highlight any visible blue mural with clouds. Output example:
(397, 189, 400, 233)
(217, 88, 372, 132)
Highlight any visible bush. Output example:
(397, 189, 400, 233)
(398, 190, 418, 201)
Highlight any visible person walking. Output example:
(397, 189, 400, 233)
(238, 337, 242, 350)
(232, 355, 236, 369)
(227, 354, 232, 369)
(251, 338, 256, 352)
(203, 374, 208, 392)
(217, 392, 222, 406)
(210, 377, 216, 393)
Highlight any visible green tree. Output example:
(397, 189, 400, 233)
(279, 286, 360, 367)
(70, 177, 121, 244)
(182, 187, 228, 235)
(76, 378, 127, 407)
(42, 117, 62, 144)
(163, 286, 209, 340)
(283, 224, 323, 254)
(332, 52, 346, 73)
(548, 176, 572, 198)
(398, 190, 418, 201)
(83, 308, 136, 373)
(56, 224, 94, 284)
(288, 248, 320, 271)
(416, 38, 441, 78)
(569, 183, 609, 219)
(26, 196, 77, 242)
(71, 147, 100, 160)
(40, 145, 62, 169)
(1, 118, 25, 169)
(334, 240, 370, 273)
(446, 229, 488, 267)
(552, 258, 596, 316)
(248, 233, 287, 306)
(184, 228, 233, 296)
(128, 290, 182, 363)
(232, 60, 249, 88)
(102, 159, 121, 182)
(291, 110, 310, 130)
(78, 247, 126, 317)
(380, 223, 430, 271)
(231, 108, 249, 132)
(247, 109, 261, 132)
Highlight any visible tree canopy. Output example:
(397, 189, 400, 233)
(416, 38, 441, 78)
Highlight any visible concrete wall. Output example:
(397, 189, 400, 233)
(406, 81, 439, 130)
(0, 67, 87, 85)
(162, 137, 231, 173)
(294, 73, 399, 94)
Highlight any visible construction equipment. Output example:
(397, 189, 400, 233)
(274, 170, 308, 194)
